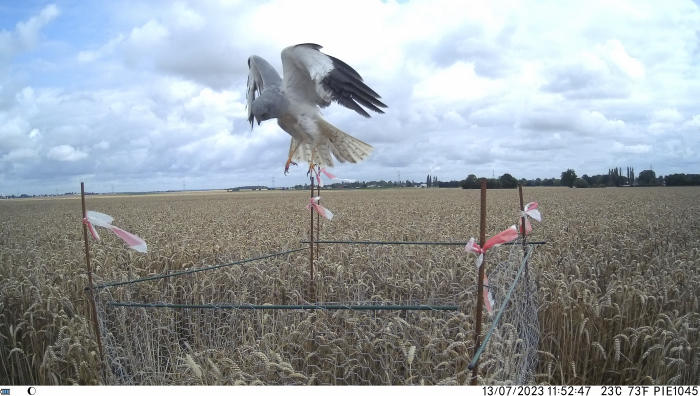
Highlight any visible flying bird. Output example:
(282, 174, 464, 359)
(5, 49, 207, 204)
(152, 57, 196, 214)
(246, 43, 387, 175)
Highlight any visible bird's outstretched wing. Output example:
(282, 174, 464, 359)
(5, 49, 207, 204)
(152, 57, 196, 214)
(247, 55, 283, 128)
(280, 43, 387, 118)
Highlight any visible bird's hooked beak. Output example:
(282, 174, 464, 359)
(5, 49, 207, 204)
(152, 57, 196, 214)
(254, 116, 261, 126)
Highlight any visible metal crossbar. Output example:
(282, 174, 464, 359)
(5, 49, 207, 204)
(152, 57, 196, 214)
(301, 240, 546, 246)
(108, 302, 459, 311)
(88, 247, 308, 290)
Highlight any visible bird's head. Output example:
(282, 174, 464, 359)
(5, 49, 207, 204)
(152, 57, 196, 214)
(251, 89, 288, 125)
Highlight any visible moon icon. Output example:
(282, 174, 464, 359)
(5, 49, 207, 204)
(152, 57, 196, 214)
(28, 387, 36, 395)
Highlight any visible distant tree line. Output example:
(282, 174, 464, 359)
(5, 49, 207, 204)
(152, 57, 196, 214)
(1, 192, 83, 199)
(556, 168, 700, 188)
(289, 168, 697, 191)
(458, 168, 699, 190)
(664, 173, 700, 186)
(228, 185, 270, 190)
(295, 180, 405, 189)
(460, 173, 560, 189)
(567, 167, 639, 188)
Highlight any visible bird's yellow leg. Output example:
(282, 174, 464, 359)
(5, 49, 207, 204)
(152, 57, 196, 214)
(307, 148, 316, 175)
(285, 141, 302, 175)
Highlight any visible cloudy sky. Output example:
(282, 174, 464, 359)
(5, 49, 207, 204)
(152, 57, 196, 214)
(1, 0, 699, 195)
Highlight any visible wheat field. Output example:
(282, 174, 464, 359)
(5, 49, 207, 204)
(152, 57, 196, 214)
(1, 187, 698, 385)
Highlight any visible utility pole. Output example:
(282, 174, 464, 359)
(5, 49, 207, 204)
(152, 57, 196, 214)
(272, 177, 275, 189)
(183, 181, 186, 191)
(398, 170, 401, 186)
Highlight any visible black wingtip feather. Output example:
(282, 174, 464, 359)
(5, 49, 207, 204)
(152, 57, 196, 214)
(322, 68, 387, 117)
(328, 55, 364, 81)
(352, 94, 386, 115)
(332, 66, 385, 103)
(336, 95, 371, 118)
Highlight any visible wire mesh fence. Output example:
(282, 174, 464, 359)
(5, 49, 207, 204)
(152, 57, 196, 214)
(476, 242, 540, 385)
(90, 240, 540, 385)
(95, 297, 468, 384)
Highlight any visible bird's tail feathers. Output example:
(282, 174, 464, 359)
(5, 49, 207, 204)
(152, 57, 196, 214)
(289, 138, 334, 168)
(290, 138, 312, 164)
(318, 119, 373, 165)
(288, 120, 373, 169)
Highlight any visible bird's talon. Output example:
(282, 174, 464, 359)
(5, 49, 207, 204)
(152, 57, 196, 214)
(284, 161, 298, 175)
(307, 163, 317, 176)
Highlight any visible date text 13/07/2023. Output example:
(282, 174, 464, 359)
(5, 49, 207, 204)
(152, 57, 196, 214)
(482, 386, 699, 396)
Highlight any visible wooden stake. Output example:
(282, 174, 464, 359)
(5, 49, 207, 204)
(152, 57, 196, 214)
(518, 184, 529, 277)
(471, 178, 488, 385)
(81, 182, 105, 380)
(316, 168, 320, 260)
(309, 175, 315, 302)
(518, 184, 527, 241)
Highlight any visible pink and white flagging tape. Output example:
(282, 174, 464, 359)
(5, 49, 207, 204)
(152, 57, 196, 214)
(520, 202, 542, 234)
(465, 226, 519, 316)
(83, 211, 147, 253)
(306, 197, 334, 220)
(314, 167, 355, 187)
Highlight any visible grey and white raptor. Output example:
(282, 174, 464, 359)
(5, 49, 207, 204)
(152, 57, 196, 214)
(246, 43, 387, 174)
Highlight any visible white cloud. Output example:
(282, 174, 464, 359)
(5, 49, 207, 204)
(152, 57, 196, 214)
(442, 111, 468, 127)
(0, 4, 60, 59)
(682, 114, 700, 128)
(518, 106, 626, 137)
(541, 40, 645, 99)
(601, 39, 645, 79)
(612, 142, 652, 154)
(169, 2, 206, 30)
(412, 61, 504, 102)
(648, 108, 685, 134)
(47, 145, 88, 161)
(651, 108, 683, 123)
(123, 19, 170, 66)
(78, 35, 125, 62)
(2, 148, 39, 162)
